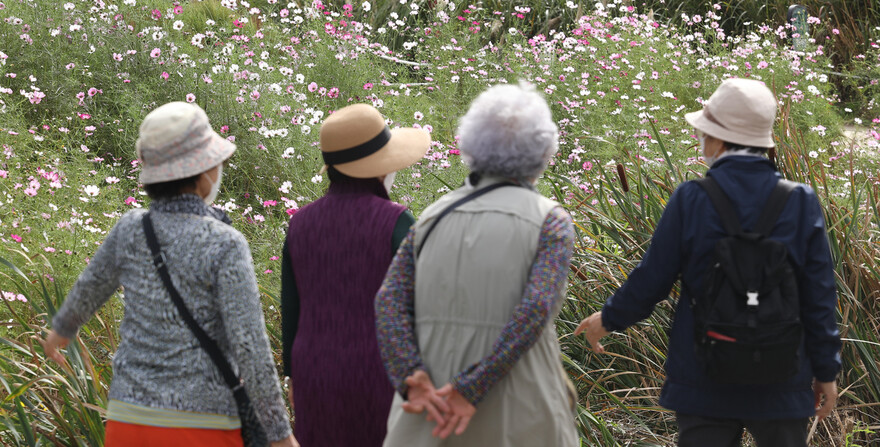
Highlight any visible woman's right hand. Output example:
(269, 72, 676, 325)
(39, 329, 70, 366)
(400, 370, 450, 424)
(270, 435, 300, 447)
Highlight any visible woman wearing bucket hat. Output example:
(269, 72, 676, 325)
(575, 78, 840, 447)
(280, 103, 430, 447)
(375, 83, 578, 446)
(41, 102, 299, 447)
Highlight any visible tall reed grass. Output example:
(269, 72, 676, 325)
(0, 251, 113, 446)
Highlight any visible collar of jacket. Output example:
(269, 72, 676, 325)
(709, 155, 777, 172)
(149, 194, 232, 225)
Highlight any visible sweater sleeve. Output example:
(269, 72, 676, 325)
(602, 185, 685, 331)
(449, 207, 575, 406)
(215, 233, 292, 442)
(375, 229, 424, 398)
(798, 190, 842, 382)
(280, 239, 299, 378)
(52, 215, 125, 338)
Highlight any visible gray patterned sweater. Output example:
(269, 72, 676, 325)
(52, 194, 292, 441)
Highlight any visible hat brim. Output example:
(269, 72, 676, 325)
(332, 128, 431, 178)
(139, 132, 236, 184)
(685, 109, 775, 148)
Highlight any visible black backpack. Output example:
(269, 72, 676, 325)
(692, 176, 802, 385)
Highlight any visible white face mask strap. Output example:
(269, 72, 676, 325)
(204, 164, 223, 205)
(698, 132, 716, 166)
(383, 171, 397, 194)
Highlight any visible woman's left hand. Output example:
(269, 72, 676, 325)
(574, 310, 609, 353)
(433, 384, 476, 439)
(39, 330, 70, 366)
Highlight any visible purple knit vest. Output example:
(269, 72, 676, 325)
(285, 174, 404, 447)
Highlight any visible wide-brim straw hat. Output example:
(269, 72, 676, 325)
(136, 102, 235, 184)
(320, 104, 430, 178)
(685, 78, 777, 148)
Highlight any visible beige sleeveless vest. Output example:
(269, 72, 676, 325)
(383, 177, 578, 447)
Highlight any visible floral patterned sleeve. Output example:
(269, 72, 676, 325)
(451, 207, 575, 406)
(375, 229, 423, 397)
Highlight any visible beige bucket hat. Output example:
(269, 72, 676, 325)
(685, 78, 777, 148)
(320, 104, 430, 178)
(136, 102, 235, 184)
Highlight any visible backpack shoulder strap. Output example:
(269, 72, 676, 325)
(694, 176, 743, 236)
(753, 179, 798, 236)
(416, 181, 518, 257)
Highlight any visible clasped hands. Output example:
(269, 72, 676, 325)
(401, 370, 476, 439)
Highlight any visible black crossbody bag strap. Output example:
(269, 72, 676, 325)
(416, 181, 518, 257)
(142, 212, 243, 392)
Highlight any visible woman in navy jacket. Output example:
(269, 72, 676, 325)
(575, 79, 841, 447)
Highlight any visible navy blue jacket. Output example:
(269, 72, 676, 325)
(601, 156, 842, 419)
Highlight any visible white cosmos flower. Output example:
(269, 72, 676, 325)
(83, 185, 100, 196)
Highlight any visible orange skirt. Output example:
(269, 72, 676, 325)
(105, 420, 244, 447)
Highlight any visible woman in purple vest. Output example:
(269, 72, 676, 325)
(280, 104, 430, 446)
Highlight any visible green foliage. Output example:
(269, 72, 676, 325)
(0, 252, 113, 446)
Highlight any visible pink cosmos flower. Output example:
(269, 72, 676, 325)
(44, 247, 56, 253)
(150, 48, 161, 58)
(87, 87, 99, 96)
(363, 82, 373, 90)
(263, 200, 278, 207)
(308, 82, 318, 92)
(151, 9, 161, 20)
(161, 72, 169, 80)
(327, 87, 339, 98)
(30, 91, 45, 104)
(186, 93, 196, 103)
(113, 53, 123, 61)
(11, 234, 22, 243)
(125, 197, 138, 206)
(173, 5, 182, 14)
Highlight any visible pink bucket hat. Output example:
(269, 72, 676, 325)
(136, 102, 235, 184)
(685, 78, 777, 148)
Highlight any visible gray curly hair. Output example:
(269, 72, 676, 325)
(458, 82, 559, 182)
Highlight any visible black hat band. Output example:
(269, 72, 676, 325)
(321, 126, 391, 165)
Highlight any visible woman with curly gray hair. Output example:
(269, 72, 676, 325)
(375, 83, 578, 446)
